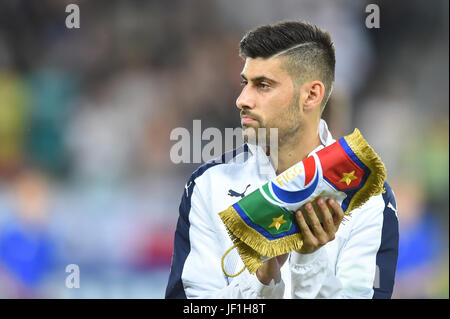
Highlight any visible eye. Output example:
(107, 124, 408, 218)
(240, 80, 248, 87)
(258, 82, 270, 89)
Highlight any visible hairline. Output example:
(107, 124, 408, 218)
(272, 43, 333, 111)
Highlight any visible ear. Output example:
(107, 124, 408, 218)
(301, 80, 325, 112)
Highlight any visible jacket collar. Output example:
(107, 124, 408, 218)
(245, 119, 335, 177)
(246, 118, 335, 156)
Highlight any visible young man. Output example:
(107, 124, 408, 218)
(165, 21, 399, 299)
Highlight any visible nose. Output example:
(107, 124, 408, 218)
(236, 85, 256, 110)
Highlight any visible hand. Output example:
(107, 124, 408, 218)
(295, 197, 344, 254)
(256, 254, 288, 285)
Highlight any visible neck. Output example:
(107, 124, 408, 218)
(269, 123, 322, 175)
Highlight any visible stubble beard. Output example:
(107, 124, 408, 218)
(242, 93, 302, 152)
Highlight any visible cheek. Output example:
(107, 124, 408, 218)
(264, 96, 294, 122)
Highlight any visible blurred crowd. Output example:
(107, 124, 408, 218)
(0, 0, 448, 298)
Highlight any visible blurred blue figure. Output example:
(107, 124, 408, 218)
(392, 177, 446, 298)
(0, 169, 55, 297)
(0, 218, 54, 288)
(396, 213, 442, 275)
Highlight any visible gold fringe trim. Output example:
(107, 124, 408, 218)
(234, 241, 263, 274)
(344, 128, 386, 215)
(219, 206, 304, 274)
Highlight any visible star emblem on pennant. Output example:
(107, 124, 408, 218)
(339, 170, 357, 186)
(268, 214, 287, 230)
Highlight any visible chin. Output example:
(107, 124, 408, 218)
(243, 126, 265, 145)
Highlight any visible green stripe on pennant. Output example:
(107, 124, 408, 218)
(238, 189, 293, 236)
(262, 183, 283, 204)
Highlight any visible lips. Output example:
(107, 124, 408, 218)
(240, 113, 259, 125)
(241, 116, 257, 124)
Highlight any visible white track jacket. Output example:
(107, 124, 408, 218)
(166, 120, 399, 299)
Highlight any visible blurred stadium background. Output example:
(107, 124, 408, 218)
(0, 0, 448, 298)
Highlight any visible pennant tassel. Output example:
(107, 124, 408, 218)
(219, 205, 304, 274)
(219, 206, 263, 274)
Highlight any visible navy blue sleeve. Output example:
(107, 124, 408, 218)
(373, 182, 400, 299)
(164, 180, 194, 299)
(165, 159, 225, 299)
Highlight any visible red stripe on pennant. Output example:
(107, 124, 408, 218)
(316, 142, 365, 190)
(303, 156, 316, 186)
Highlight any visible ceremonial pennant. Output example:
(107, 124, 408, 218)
(219, 128, 386, 275)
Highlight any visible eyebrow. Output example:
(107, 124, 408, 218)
(240, 73, 279, 85)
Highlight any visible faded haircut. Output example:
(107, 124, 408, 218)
(239, 21, 336, 111)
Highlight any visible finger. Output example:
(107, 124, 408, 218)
(304, 201, 328, 241)
(295, 208, 315, 243)
(316, 197, 336, 236)
(276, 253, 289, 266)
(327, 198, 345, 230)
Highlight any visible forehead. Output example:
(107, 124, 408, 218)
(241, 57, 290, 82)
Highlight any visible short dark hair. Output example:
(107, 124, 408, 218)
(239, 21, 336, 110)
